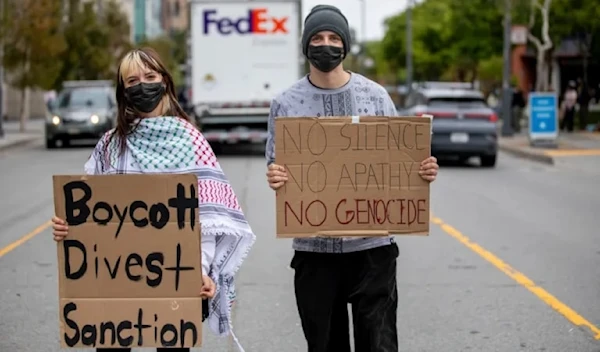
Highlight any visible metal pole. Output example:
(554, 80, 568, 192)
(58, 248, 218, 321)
(501, 0, 513, 137)
(406, 0, 413, 94)
(360, 0, 366, 74)
(0, 0, 5, 138)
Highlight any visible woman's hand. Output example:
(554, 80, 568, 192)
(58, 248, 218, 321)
(419, 156, 439, 182)
(52, 216, 69, 242)
(200, 275, 216, 299)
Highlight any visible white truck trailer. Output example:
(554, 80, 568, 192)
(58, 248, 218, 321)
(189, 0, 304, 149)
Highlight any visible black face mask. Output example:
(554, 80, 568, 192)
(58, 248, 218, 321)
(125, 82, 166, 113)
(307, 45, 344, 73)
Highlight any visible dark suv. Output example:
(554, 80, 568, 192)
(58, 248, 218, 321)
(400, 82, 498, 167)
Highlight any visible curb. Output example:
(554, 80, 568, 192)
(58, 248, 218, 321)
(498, 144, 555, 165)
(0, 135, 42, 152)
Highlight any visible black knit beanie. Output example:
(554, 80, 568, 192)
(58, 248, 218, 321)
(301, 5, 351, 56)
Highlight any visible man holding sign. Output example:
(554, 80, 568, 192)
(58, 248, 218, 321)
(265, 5, 439, 352)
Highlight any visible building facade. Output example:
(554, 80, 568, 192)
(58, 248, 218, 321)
(161, 0, 189, 34)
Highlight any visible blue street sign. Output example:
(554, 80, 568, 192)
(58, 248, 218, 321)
(528, 92, 558, 141)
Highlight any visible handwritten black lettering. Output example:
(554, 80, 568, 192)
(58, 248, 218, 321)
(62, 240, 193, 291)
(63, 303, 198, 347)
(62, 181, 198, 238)
(167, 183, 198, 230)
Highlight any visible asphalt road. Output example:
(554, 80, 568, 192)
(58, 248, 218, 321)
(1, 141, 600, 352)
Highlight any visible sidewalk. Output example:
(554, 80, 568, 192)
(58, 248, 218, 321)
(0, 119, 45, 152)
(499, 131, 600, 165)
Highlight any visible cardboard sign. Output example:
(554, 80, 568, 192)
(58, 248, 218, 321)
(52, 174, 203, 348)
(274, 116, 431, 238)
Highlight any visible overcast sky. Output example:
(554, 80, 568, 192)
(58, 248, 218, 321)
(301, 0, 409, 41)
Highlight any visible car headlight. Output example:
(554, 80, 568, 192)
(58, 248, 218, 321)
(51, 116, 60, 125)
(90, 114, 100, 124)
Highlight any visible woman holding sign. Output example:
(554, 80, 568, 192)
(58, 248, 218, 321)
(51, 47, 256, 352)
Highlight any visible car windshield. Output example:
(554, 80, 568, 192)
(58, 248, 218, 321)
(56, 87, 111, 109)
(428, 97, 487, 109)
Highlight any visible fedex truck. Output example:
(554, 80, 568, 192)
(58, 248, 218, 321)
(189, 0, 304, 149)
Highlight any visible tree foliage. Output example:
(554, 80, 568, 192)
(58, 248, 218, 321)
(2, 0, 66, 90)
(170, 29, 188, 67)
(379, 0, 600, 86)
(55, 0, 131, 88)
(102, 0, 134, 79)
(382, 0, 453, 81)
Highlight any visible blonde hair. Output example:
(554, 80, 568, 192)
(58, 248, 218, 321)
(118, 50, 171, 116)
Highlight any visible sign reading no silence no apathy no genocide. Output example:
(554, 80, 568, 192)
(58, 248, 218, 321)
(275, 116, 432, 238)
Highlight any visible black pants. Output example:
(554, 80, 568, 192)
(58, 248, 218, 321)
(97, 349, 189, 352)
(561, 108, 575, 132)
(291, 243, 399, 352)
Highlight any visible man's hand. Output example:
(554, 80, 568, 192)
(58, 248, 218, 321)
(266, 163, 288, 190)
(419, 156, 439, 182)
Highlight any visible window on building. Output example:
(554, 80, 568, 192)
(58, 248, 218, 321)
(173, 1, 180, 16)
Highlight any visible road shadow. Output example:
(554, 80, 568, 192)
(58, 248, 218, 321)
(38, 140, 267, 158)
(436, 157, 480, 169)
(210, 142, 266, 158)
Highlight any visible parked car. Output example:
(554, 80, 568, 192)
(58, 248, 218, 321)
(401, 82, 498, 167)
(45, 80, 116, 149)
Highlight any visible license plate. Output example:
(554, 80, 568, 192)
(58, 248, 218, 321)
(68, 128, 80, 134)
(450, 132, 469, 143)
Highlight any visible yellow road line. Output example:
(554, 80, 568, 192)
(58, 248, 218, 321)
(0, 221, 52, 258)
(544, 149, 600, 157)
(431, 214, 600, 340)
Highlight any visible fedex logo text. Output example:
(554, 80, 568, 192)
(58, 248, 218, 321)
(203, 8, 289, 35)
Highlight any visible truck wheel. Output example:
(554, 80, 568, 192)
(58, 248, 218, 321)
(209, 142, 222, 154)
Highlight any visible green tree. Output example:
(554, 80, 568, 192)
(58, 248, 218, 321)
(170, 29, 188, 66)
(381, 0, 456, 82)
(550, 0, 600, 89)
(55, 0, 112, 87)
(103, 0, 133, 79)
(478, 55, 504, 93)
(380, 0, 534, 84)
(444, 0, 504, 81)
(2, 0, 66, 131)
(55, 0, 132, 88)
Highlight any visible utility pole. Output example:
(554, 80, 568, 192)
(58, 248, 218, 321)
(501, 0, 513, 137)
(406, 0, 413, 94)
(359, 0, 366, 75)
(0, 0, 5, 138)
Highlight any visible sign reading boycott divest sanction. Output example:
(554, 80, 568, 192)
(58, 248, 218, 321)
(52, 174, 203, 348)
(275, 116, 431, 238)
